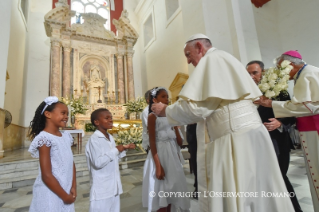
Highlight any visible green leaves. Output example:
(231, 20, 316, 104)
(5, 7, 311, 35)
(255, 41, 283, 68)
(60, 96, 88, 116)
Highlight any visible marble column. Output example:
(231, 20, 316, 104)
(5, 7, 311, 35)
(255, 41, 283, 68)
(126, 52, 135, 101)
(50, 40, 61, 97)
(117, 53, 125, 104)
(62, 46, 71, 98)
(0, 109, 5, 158)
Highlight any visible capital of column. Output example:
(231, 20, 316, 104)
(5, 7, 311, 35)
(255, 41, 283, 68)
(63, 46, 72, 52)
(116, 52, 125, 58)
(51, 39, 61, 47)
(126, 50, 134, 58)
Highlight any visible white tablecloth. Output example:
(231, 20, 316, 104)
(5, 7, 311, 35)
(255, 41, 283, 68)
(60, 129, 85, 137)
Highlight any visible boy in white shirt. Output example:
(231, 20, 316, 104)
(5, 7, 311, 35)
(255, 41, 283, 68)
(86, 108, 135, 212)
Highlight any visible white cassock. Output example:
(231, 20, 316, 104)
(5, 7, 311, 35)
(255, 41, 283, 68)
(272, 64, 319, 211)
(165, 47, 294, 212)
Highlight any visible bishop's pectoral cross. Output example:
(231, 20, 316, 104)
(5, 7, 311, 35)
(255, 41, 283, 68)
(94, 86, 102, 103)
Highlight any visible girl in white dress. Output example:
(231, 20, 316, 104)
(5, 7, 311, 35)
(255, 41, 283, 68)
(28, 96, 76, 212)
(142, 87, 190, 212)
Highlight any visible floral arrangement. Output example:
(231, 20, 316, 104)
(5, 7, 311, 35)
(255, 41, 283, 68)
(60, 96, 88, 116)
(85, 123, 96, 132)
(258, 60, 292, 100)
(114, 127, 143, 146)
(123, 97, 147, 114)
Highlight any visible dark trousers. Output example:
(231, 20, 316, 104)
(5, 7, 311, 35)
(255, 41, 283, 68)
(188, 140, 198, 191)
(275, 140, 303, 212)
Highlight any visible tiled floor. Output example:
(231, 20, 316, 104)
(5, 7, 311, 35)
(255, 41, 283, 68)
(0, 145, 84, 164)
(0, 149, 315, 212)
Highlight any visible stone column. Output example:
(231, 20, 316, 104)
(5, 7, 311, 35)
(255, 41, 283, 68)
(126, 52, 135, 101)
(62, 46, 71, 98)
(0, 109, 5, 158)
(116, 53, 125, 104)
(50, 40, 61, 97)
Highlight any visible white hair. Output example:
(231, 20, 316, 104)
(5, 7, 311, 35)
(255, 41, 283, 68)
(276, 55, 305, 65)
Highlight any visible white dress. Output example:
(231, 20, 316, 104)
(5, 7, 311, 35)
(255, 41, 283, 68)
(28, 131, 75, 212)
(142, 115, 190, 212)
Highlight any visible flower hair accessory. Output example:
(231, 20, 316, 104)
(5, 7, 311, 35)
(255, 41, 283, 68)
(150, 87, 168, 97)
(41, 96, 59, 114)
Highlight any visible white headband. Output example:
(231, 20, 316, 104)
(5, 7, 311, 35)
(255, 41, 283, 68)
(150, 87, 168, 97)
(41, 96, 59, 114)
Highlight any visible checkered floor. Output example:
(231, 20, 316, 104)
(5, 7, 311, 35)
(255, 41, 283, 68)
(0, 149, 314, 212)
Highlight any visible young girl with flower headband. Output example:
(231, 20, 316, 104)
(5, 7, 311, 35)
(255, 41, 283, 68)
(142, 87, 190, 212)
(28, 96, 76, 212)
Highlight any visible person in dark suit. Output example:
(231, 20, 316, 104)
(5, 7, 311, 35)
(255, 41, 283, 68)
(186, 123, 198, 199)
(247, 60, 303, 212)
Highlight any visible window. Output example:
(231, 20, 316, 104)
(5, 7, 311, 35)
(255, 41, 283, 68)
(71, 0, 111, 30)
(165, 0, 179, 20)
(143, 13, 155, 49)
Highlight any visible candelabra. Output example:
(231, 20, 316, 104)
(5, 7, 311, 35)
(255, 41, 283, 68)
(112, 91, 115, 104)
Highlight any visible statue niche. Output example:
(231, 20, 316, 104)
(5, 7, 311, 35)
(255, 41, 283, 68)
(85, 62, 106, 104)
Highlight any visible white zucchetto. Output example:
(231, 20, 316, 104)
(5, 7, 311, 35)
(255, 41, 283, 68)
(185, 33, 210, 43)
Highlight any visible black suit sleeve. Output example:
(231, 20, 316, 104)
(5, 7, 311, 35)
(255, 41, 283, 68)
(277, 92, 296, 132)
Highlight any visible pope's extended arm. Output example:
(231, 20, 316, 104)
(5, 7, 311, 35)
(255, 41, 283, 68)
(166, 98, 222, 126)
(272, 100, 319, 118)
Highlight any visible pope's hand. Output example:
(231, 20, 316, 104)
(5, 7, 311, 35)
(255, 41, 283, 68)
(254, 96, 272, 108)
(151, 102, 167, 117)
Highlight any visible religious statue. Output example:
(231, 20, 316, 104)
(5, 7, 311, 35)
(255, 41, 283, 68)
(85, 62, 106, 104)
(90, 63, 101, 81)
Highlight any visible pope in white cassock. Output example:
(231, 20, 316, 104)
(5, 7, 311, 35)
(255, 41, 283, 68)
(256, 50, 319, 212)
(151, 34, 294, 212)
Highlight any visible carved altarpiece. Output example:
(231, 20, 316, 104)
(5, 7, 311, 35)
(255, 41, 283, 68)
(44, 1, 139, 130)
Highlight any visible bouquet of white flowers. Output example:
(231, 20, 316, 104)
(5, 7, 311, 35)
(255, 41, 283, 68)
(114, 127, 143, 146)
(60, 96, 87, 116)
(258, 60, 293, 100)
(123, 97, 147, 114)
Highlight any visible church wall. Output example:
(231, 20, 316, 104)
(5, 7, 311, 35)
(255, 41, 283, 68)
(3, 0, 28, 151)
(133, 0, 188, 92)
(252, 1, 282, 68)
(180, 0, 206, 75)
(0, 0, 13, 157)
(22, 0, 51, 128)
(0, 1, 12, 109)
(277, 0, 319, 68)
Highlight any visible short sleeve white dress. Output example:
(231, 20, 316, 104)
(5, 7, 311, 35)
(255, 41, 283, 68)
(142, 116, 190, 212)
(28, 131, 75, 212)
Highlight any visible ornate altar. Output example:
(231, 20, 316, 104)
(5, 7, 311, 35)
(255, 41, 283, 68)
(44, 0, 139, 130)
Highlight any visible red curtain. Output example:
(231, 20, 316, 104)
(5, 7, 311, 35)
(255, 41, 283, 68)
(251, 0, 271, 8)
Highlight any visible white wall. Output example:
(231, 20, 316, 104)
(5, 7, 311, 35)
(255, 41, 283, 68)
(4, 0, 27, 126)
(22, 0, 51, 127)
(252, 1, 282, 68)
(0, 1, 12, 108)
(132, 0, 188, 92)
(277, 0, 319, 68)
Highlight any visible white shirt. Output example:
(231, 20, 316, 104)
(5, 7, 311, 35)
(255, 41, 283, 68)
(141, 106, 149, 150)
(85, 130, 126, 201)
